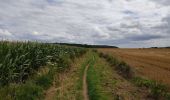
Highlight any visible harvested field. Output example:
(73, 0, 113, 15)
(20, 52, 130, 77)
(98, 48, 170, 88)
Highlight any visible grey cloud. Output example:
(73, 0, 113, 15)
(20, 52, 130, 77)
(0, 0, 170, 47)
(152, 0, 170, 6)
(120, 23, 140, 29)
(162, 16, 170, 32)
(127, 34, 166, 41)
(151, 15, 170, 35)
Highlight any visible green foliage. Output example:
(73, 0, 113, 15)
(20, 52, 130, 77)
(166, 93, 170, 100)
(0, 41, 87, 99)
(87, 56, 101, 100)
(98, 52, 132, 78)
(0, 41, 86, 86)
(0, 85, 16, 100)
(15, 83, 43, 100)
(117, 61, 132, 78)
(0, 83, 43, 100)
(133, 77, 170, 99)
(35, 74, 53, 89)
(87, 53, 116, 100)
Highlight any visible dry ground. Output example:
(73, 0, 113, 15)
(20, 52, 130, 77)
(98, 48, 170, 88)
(45, 55, 87, 100)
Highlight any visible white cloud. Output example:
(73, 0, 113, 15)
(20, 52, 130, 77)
(0, 0, 170, 47)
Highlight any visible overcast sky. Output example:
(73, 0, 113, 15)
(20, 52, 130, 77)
(0, 0, 170, 47)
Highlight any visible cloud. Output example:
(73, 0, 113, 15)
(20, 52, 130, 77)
(127, 34, 166, 41)
(0, 29, 16, 40)
(151, 0, 170, 6)
(0, 0, 170, 47)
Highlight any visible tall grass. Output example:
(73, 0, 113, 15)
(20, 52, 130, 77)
(97, 52, 133, 78)
(0, 41, 86, 86)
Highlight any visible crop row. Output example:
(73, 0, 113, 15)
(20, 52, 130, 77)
(0, 41, 86, 86)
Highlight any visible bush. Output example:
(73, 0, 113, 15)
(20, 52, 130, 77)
(150, 82, 167, 99)
(117, 61, 132, 78)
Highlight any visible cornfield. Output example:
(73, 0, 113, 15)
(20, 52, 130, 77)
(0, 41, 86, 86)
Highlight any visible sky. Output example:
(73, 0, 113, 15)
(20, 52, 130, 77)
(0, 0, 170, 48)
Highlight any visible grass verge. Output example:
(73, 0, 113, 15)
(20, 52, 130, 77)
(87, 52, 117, 100)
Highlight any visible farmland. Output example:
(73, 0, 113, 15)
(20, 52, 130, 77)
(98, 48, 170, 88)
(0, 41, 86, 100)
(0, 41, 170, 100)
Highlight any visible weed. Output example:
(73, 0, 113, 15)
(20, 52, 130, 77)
(133, 77, 169, 99)
(97, 52, 132, 79)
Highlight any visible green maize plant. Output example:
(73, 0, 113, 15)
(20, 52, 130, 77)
(0, 41, 86, 86)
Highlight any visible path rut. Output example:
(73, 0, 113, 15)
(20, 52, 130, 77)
(83, 64, 89, 100)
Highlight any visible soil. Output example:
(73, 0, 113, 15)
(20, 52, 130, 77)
(83, 64, 89, 100)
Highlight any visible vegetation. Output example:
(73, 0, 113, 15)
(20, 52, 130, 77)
(97, 51, 133, 78)
(75, 53, 91, 100)
(0, 41, 170, 100)
(96, 50, 170, 100)
(0, 41, 86, 100)
(54, 43, 118, 48)
(54, 52, 92, 100)
(133, 77, 170, 100)
(87, 52, 117, 100)
(98, 48, 170, 87)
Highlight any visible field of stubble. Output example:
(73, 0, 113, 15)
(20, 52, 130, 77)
(98, 48, 170, 87)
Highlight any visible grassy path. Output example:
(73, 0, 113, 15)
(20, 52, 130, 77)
(86, 52, 116, 100)
(44, 52, 92, 100)
(86, 52, 150, 100)
(45, 51, 151, 100)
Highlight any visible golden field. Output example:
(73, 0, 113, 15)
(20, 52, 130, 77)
(98, 48, 170, 87)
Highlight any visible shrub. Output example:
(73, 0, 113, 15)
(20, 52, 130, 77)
(116, 61, 132, 78)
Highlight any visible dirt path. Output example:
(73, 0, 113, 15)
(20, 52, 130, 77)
(44, 54, 89, 100)
(44, 81, 56, 100)
(45, 64, 90, 100)
(44, 78, 73, 100)
(44, 73, 66, 100)
(83, 64, 89, 100)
